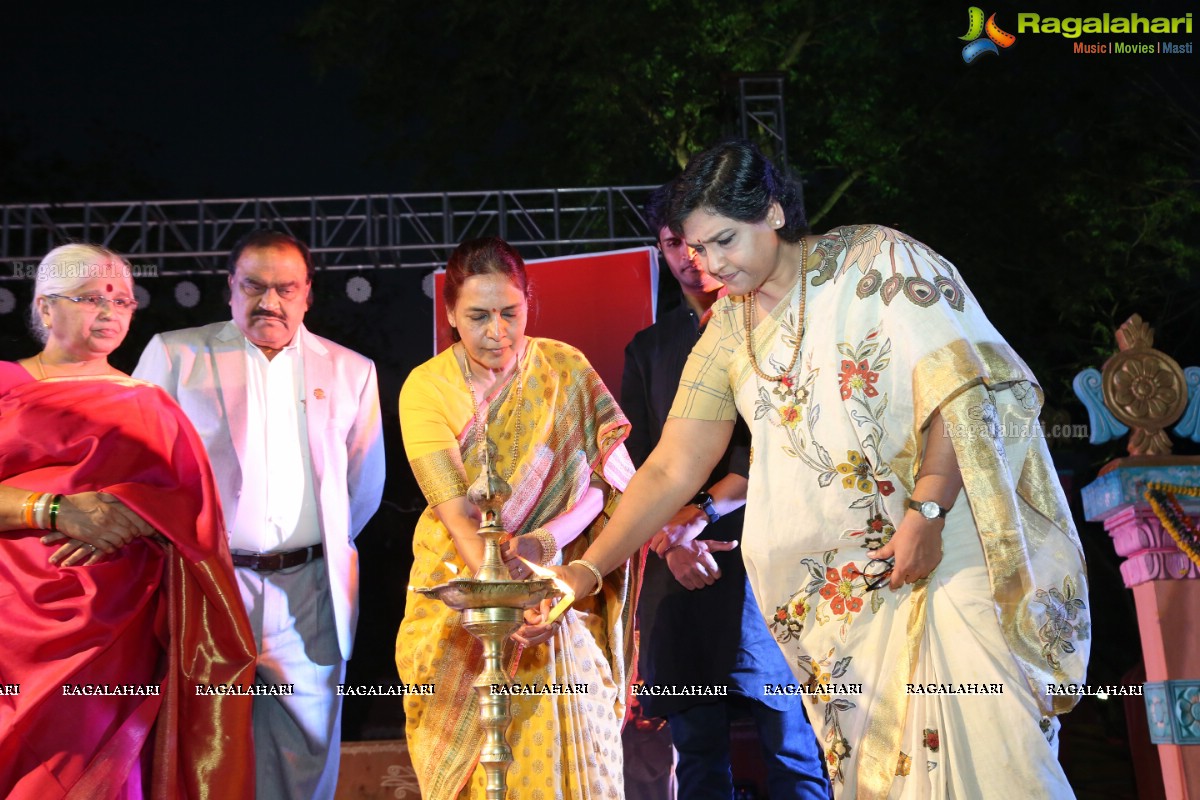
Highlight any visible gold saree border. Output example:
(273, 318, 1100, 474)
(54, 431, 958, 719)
(856, 584, 929, 799)
(410, 449, 468, 507)
(909, 339, 1088, 717)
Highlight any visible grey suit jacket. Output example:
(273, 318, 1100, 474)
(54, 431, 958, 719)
(133, 320, 385, 660)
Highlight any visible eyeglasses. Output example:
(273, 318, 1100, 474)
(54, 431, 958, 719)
(862, 557, 895, 592)
(46, 293, 138, 312)
(235, 278, 304, 300)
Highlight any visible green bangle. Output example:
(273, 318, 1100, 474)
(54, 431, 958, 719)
(48, 494, 63, 532)
(569, 559, 604, 597)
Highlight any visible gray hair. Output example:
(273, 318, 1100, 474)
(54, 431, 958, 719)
(28, 243, 134, 344)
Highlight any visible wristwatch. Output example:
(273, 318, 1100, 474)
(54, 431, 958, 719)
(907, 499, 951, 520)
(691, 490, 721, 524)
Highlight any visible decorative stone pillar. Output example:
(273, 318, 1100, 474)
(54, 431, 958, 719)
(1076, 314, 1200, 797)
(1083, 462, 1200, 796)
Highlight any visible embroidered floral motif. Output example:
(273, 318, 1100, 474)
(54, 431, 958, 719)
(802, 650, 836, 703)
(819, 564, 865, 616)
(896, 751, 912, 777)
(864, 513, 895, 549)
(837, 514, 897, 614)
(836, 450, 875, 493)
(771, 592, 809, 643)
(774, 372, 808, 403)
(1034, 575, 1088, 671)
(827, 737, 852, 785)
(784, 551, 881, 643)
(754, 323, 895, 515)
(838, 359, 880, 400)
(753, 353, 836, 483)
(834, 450, 896, 497)
(831, 325, 899, 521)
(924, 729, 940, 752)
(840, 512, 896, 551)
(780, 403, 802, 427)
(771, 374, 808, 428)
(796, 648, 856, 786)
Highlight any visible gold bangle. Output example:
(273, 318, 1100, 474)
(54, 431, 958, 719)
(528, 528, 557, 565)
(569, 559, 604, 597)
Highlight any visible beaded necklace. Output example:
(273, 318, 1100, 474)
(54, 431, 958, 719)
(461, 344, 524, 481)
(743, 241, 808, 382)
(1144, 481, 1200, 570)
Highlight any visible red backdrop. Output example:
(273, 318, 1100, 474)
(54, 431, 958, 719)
(433, 247, 659, 397)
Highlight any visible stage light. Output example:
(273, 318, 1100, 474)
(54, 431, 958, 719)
(0, 287, 15, 315)
(346, 276, 372, 303)
(175, 281, 200, 308)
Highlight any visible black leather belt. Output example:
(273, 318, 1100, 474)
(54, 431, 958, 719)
(231, 544, 323, 572)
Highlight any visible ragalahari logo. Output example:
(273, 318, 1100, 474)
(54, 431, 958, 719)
(960, 7, 1016, 62)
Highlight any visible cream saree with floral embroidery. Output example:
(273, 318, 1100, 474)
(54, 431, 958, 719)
(671, 225, 1088, 799)
(397, 338, 637, 800)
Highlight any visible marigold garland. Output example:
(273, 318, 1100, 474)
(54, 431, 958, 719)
(1144, 481, 1200, 571)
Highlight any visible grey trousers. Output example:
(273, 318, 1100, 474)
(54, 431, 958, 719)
(235, 557, 346, 800)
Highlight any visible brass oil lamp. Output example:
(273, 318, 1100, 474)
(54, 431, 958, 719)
(413, 436, 571, 798)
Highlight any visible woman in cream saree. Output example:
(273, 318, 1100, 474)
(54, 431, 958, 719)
(683, 222, 1089, 798)
(562, 141, 1089, 800)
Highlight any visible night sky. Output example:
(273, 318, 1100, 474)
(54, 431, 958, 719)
(3, 2, 1196, 200)
(2, 0, 405, 200)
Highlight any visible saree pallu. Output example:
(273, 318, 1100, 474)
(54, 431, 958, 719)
(0, 362, 257, 800)
(671, 226, 1088, 799)
(397, 338, 637, 800)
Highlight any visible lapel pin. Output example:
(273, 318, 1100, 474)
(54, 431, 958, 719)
(313, 388, 326, 400)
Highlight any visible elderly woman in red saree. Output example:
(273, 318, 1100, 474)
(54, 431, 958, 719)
(0, 244, 257, 799)
(396, 237, 637, 799)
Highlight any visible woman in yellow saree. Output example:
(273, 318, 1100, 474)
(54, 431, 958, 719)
(396, 237, 637, 799)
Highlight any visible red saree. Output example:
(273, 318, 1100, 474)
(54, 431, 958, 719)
(0, 362, 257, 799)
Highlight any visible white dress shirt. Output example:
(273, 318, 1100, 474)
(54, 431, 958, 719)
(229, 330, 322, 553)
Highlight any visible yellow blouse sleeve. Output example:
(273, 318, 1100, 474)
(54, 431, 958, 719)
(399, 358, 470, 507)
(668, 297, 738, 422)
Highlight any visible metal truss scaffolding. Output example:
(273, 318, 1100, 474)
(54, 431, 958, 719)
(0, 186, 657, 278)
(737, 73, 788, 171)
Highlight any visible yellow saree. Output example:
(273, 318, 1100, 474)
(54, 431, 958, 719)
(397, 338, 637, 800)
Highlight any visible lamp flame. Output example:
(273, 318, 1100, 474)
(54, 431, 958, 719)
(517, 556, 575, 625)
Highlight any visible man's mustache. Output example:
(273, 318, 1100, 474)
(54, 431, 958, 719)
(252, 310, 286, 321)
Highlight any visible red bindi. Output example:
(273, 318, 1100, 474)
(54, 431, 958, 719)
(106, 283, 113, 292)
